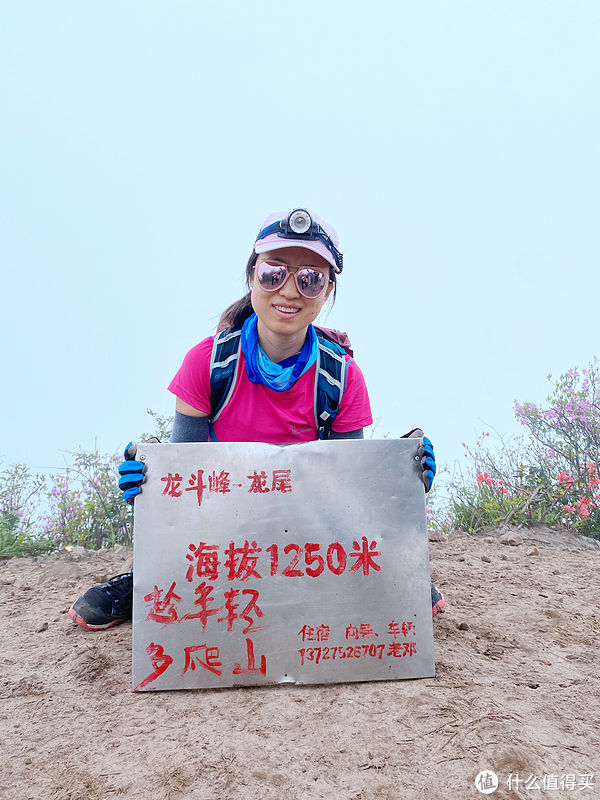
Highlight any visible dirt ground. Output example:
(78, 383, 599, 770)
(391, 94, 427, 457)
(1, 525, 599, 800)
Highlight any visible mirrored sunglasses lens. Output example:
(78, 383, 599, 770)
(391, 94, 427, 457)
(257, 262, 288, 291)
(297, 269, 326, 297)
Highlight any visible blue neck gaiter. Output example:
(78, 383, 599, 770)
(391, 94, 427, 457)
(240, 313, 317, 392)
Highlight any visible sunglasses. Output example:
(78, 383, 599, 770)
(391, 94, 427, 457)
(255, 260, 329, 299)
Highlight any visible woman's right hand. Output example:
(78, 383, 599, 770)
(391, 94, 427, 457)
(118, 442, 146, 504)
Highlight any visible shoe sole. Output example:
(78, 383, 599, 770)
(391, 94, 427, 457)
(432, 596, 446, 618)
(68, 605, 126, 631)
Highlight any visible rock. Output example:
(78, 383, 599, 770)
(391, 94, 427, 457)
(580, 535, 600, 549)
(428, 531, 446, 543)
(526, 546, 539, 556)
(500, 533, 523, 546)
(458, 556, 466, 562)
(527, 682, 540, 689)
(484, 537, 495, 544)
(481, 555, 492, 563)
(113, 544, 128, 556)
(93, 574, 109, 584)
(457, 622, 469, 631)
(483, 645, 504, 658)
(70, 546, 86, 557)
(500, 554, 508, 561)
(36, 622, 49, 633)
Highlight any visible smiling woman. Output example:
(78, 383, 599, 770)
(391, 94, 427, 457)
(167, 209, 371, 444)
(68, 208, 442, 631)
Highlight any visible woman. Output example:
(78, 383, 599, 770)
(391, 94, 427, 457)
(69, 208, 444, 630)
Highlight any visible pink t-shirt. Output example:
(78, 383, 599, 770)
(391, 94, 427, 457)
(168, 336, 373, 444)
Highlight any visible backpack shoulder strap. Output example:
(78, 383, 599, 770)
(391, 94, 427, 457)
(314, 333, 348, 440)
(209, 328, 242, 422)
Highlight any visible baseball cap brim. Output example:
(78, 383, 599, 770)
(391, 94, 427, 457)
(254, 236, 337, 271)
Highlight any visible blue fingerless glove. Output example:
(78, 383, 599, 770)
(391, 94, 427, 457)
(118, 442, 146, 504)
(421, 436, 436, 493)
(401, 428, 436, 493)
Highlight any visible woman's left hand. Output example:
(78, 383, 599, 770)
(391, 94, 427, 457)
(420, 436, 436, 492)
(401, 429, 437, 492)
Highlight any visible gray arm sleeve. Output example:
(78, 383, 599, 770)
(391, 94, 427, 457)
(171, 411, 210, 443)
(329, 428, 364, 440)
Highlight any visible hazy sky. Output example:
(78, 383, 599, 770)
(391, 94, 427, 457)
(2, 1, 599, 498)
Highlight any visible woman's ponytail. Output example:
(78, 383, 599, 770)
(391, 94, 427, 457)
(217, 252, 258, 331)
(218, 291, 254, 331)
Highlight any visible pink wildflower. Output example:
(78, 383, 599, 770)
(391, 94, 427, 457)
(557, 471, 575, 487)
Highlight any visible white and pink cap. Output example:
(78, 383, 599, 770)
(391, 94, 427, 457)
(254, 209, 343, 273)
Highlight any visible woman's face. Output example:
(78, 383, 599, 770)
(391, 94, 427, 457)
(250, 246, 333, 338)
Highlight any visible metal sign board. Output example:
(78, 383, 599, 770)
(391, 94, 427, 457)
(132, 439, 435, 691)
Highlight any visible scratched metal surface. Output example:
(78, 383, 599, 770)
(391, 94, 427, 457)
(131, 439, 435, 691)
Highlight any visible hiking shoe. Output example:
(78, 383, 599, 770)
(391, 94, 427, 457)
(69, 572, 133, 631)
(431, 582, 446, 618)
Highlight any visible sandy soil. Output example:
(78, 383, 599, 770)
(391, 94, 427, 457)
(1, 525, 599, 800)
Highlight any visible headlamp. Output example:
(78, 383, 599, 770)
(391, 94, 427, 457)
(287, 209, 312, 235)
(255, 208, 344, 273)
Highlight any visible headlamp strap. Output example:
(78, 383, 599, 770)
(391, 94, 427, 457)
(255, 221, 283, 243)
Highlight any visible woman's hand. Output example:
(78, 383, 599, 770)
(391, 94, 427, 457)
(420, 436, 436, 493)
(401, 428, 436, 493)
(117, 442, 146, 504)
